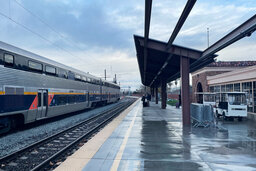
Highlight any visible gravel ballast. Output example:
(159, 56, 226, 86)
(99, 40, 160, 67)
(0, 102, 122, 158)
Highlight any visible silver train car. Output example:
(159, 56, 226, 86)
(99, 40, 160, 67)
(0, 41, 120, 133)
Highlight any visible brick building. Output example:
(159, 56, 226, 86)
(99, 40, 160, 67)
(191, 61, 256, 103)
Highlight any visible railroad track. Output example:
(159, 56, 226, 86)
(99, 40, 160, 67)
(0, 98, 136, 171)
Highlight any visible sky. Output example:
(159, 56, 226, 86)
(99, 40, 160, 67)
(0, 0, 255, 91)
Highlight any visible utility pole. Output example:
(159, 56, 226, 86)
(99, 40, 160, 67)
(104, 69, 106, 80)
(114, 74, 117, 83)
(207, 27, 209, 48)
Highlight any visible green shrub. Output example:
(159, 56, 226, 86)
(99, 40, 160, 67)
(167, 99, 178, 106)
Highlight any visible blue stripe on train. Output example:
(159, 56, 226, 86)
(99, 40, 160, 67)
(0, 95, 35, 113)
(0, 94, 119, 113)
(49, 94, 87, 106)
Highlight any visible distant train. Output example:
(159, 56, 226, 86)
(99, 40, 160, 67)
(0, 41, 120, 133)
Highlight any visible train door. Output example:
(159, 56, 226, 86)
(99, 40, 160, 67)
(37, 89, 48, 119)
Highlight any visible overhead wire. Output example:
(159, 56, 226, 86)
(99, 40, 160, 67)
(0, 0, 98, 69)
(13, 0, 85, 52)
(13, 0, 104, 68)
(0, 1, 117, 81)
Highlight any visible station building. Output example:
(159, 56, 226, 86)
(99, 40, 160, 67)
(192, 61, 256, 119)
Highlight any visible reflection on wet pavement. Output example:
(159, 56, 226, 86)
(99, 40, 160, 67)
(138, 102, 256, 170)
(83, 101, 256, 171)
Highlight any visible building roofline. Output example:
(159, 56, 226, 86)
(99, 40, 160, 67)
(207, 65, 256, 85)
(191, 66, 243, 76)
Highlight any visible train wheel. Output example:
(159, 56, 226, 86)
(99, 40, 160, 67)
(238, 117, 243, 122)
(10, 117, 18, 129)
(0, 118, 11, 134)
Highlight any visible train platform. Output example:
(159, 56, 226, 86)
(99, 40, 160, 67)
(55, 99, 256, 171)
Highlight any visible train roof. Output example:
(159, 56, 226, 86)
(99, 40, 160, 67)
(0, 41, 119, 87)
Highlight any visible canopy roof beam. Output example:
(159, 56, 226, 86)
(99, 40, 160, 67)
(150, 0, 197, 86)
(191, 14, 256, 69)
(143, 0, 153, 83)
(166, 0, 197, 49)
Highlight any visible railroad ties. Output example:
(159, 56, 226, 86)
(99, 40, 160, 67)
(0, 98, 136, 171)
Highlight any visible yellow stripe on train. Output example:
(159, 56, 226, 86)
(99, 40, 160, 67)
(0, 91, 117, 95)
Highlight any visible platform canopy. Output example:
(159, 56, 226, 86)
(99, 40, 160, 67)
(134, 0, 256, 88)
(134, 35, 217, 87)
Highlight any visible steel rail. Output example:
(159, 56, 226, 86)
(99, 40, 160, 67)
(32, 101, 134, 171)
(0, 99, 136, 171)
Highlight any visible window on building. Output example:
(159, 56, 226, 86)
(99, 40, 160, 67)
(214, 86, 220, 92)
(226, 84, 233, 92)
(234, 83, 240, 92)
(242, 82, 253, 112)
(28, 61, 43, 71)
(221, 85, 226, 92)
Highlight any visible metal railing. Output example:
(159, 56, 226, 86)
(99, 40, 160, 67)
(190, 103, 216, 127)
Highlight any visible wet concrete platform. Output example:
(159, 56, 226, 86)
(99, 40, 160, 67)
(56, 100, 256, 171)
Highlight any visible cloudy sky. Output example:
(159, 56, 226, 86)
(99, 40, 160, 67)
(0, 0, 255, 90)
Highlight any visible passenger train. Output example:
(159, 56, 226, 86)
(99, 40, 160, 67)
(0, 41, 120, 133)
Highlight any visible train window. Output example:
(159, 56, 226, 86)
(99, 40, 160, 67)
(43, 93, 47, 106)
(29, 61, 43, 71)
(15, 55, 28, 71)
(59, 69, 68, 79)
(46, 66, 56, 75)
(4, 87, 24, 95)
(16, 87, 24, 95)
(38, 93, 41, 107)
(68, 95, 76, 104)
(58, 95, 67, 105)
(5, 87, 15, 95)
(82, 76, 87, 82)
(68, 71, 75, 80)
(87, 78, 91, 83)
(77, 95, 86, 102)
(75, 74, 81, 80)
(4, 54, 14, 66)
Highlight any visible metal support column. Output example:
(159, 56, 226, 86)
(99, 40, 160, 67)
(155, 87, 158, 104)
(161, 80, 167, 109)
(180, 56, 190, 126)
(152, 87, 155, 98)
